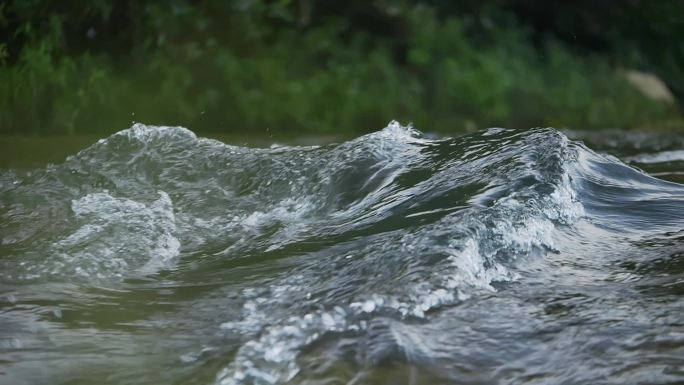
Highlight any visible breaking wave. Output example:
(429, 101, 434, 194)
(1, 122, 683, 385)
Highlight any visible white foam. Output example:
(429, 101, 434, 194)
(628, 150, 684, 164)
(48, 191, 180, 280)
(113, 123, 197, 143)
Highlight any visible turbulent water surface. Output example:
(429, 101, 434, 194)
(1, 123, 683, 385)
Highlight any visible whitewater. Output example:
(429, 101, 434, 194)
(1, 122, 683, 385)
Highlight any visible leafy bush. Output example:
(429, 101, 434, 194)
(0, 0, 680, 135)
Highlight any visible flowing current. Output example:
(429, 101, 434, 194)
(1, 123, 683, 385)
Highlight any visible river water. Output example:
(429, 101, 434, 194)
(1, 123, 683, 385)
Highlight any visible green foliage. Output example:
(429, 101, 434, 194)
(0, 0, 680, 135)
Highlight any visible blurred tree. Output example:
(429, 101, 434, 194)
(0, 0, 681, 135)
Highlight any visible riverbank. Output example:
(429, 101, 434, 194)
(1, 1, 682, 136)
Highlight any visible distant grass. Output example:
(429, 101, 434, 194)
(0, 3, 680, 136)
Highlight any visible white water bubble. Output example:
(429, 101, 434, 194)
(43, 191, 181, 282)
(361, 300, 376, 313)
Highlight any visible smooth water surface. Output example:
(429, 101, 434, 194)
(1, 123, 683, 385)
